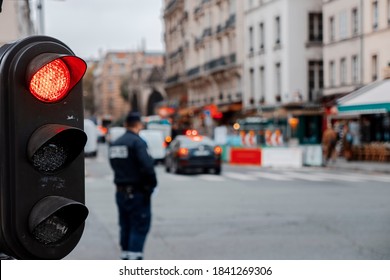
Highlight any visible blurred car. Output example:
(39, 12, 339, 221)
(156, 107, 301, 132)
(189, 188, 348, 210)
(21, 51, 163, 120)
(139, 129, 166, 164)
(165, 133, 222, 174)
(84, 119, 98, 157)
(97, 125, 107, 143)
(107, 126, 126, 144)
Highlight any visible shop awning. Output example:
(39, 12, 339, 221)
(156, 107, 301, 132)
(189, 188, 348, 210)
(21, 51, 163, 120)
(337, 79, 390, 115)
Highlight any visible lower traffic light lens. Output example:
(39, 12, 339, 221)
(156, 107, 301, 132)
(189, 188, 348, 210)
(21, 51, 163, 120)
(32, 214, 70, 245)
(29, 196, 89, 245)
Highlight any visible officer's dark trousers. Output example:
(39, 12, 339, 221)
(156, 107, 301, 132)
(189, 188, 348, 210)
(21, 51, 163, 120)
(115, 191, 151, 254)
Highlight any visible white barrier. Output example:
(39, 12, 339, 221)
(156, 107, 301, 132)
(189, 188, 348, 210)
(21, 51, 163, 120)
(262, 147, 303, 168)
(302, 145, 323, 166)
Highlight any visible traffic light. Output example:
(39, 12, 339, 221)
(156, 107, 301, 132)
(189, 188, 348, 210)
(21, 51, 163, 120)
(0, 36, 89, 259)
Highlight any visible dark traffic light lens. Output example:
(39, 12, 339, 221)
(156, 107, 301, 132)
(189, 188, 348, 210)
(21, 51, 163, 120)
(29, 196, 89, 246)
(31, 214, 69, 245)
(28, 124, 87, 174)
(32, 142, 68, 173)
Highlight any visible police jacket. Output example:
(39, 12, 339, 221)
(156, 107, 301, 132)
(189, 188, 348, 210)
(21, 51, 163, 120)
(109, 130, 157, 189)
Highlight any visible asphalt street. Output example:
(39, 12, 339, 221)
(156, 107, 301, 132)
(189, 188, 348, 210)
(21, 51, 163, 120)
(66, 144, 390, 260)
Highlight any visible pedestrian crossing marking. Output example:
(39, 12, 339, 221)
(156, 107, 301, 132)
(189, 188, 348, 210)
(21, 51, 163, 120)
(224, 172, 257, 181)
(249, 172, 292, 181)
(310, 172, 364, 182)
(90, 167, 390, 186)
(342, 172, 390, 183)
(196, 174, 226, 182)
(282, 171, 327, 182)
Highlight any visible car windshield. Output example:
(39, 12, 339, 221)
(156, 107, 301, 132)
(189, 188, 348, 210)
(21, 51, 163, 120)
(180, 136, 215, 148)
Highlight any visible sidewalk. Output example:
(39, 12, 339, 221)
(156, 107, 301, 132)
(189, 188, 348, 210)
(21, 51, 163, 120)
(324, 158, 390, 174)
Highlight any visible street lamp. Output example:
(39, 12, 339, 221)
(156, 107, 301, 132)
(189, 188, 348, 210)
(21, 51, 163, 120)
(36, 0, 66, 35)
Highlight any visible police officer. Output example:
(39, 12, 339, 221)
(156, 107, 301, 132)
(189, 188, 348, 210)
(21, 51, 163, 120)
(109, 112, 157, 260)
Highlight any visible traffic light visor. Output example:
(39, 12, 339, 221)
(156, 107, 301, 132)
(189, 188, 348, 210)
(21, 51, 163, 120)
(27, 54, 86, 103)
(29, 196, 89, 245)
(27, 124, 87, 173)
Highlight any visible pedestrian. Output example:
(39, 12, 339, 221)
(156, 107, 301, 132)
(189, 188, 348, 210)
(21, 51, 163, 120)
(109, 112, 157, 260)
(342, 125, 353, 161)
(322, 124, 337, 164)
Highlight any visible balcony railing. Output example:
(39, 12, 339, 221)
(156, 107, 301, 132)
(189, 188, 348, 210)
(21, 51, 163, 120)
(216, 24, 226, 34)
(165, 0, 178, 13)
(225, 14, 236, 29)
(202, 27, 212, 38)
(187, 66, 200, 77)
(166, 74, 180, 84)
(168, 47, 183, 60)
(204, 56, 227, 71)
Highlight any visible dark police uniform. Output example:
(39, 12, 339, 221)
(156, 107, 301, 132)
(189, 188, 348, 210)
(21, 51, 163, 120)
(109, 129, 157, 260)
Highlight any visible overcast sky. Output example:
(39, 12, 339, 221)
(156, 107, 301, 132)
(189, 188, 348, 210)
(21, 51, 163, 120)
(43, 0, 165, 59)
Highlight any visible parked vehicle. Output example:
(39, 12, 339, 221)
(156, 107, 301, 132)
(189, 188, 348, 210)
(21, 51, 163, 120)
(84, 119, 98, 157)
(139, 129, 166, 163)
(165, 134, 222, 174)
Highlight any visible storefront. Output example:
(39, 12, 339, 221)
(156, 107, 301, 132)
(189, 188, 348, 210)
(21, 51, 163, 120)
(336, 79, 390, 161)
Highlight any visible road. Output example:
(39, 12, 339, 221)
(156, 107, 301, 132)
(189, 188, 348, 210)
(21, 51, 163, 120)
(66, 144, 390, 260)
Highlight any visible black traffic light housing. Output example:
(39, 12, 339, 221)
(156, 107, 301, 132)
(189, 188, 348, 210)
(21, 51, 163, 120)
(0, 36, 88, 259)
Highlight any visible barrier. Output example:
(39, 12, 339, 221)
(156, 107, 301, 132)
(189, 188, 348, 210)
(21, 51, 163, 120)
(261, 147, 303, 168)
(302, 145, 323, 166)
(230, 147, 261, 165)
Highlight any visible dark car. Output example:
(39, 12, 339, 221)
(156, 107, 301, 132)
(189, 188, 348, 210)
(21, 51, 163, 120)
(165, 134, 222, 174)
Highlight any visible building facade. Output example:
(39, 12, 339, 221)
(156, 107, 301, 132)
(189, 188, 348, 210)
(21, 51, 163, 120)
(0, 0, 35, 46)
(244, 0, 323, 107)
(323, 0, 390, 99)
(126, 52, 166, 116)
(93, 51, 165, 121)
(323, 0, 390, 146)
(323, 0, 364, 99)
(243, 0, 323, 144)
(163, 0, 244, 133)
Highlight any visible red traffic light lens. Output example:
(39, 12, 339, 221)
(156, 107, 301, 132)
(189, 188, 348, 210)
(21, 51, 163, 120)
(29, 59, 71, 103)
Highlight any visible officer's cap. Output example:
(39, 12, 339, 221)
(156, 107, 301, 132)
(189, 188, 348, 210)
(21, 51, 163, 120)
(126, 111, 142, 123)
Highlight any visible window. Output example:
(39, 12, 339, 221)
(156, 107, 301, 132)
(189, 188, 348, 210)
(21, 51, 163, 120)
(260, 66, 265, 102)
(339, 10, 348, 39)
(388, 0, 390, 25)
(372, 54, 378, 81)
(329, 60, 335, 87)
(329, 16, 335, 42)
(249, 26, 254, 54)
(308, 61, 323, 102)
(308, 13, 323, 42)
(352, 55, 359, 84)
(340, 58, 347, 85)
(373, 1, 378, 30)
(275, 63, 281, 98)
(259, 22, 265, 51)
(352, 8, 359, 35)
(275, 16, 281, 45)
(249, 68, 255, 104)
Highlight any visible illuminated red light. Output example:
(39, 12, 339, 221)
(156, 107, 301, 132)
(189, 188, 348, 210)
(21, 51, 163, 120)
(178, 147, 189, 157)
(29, 59, 71, 103)
(214, 146, 222, 155)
